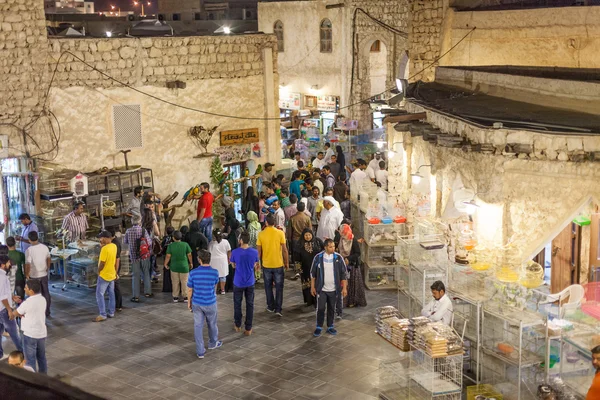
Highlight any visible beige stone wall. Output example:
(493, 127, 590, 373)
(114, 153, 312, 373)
(440, 6, 600, 69)
(408, 0, 445, 82)
(0, 0, 48, 122)
(402, 101, 600, 281)
(258, 0, 344, 98)
(347, 0, 409, 124)
(47, 34, 277, 88)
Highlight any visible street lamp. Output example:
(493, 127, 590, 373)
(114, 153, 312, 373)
(133, 1, 150, 16)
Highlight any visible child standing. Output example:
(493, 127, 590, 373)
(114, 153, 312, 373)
(164, 230, 192, 303)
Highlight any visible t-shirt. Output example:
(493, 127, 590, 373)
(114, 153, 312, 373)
(17, 294, 47, 339)
(99, 243, 118, 281)
(257, 227, 286, 268)
(587, 372, 600, 400)
(187, 266, 220, 306)
(25, 244, 50, 279)
(166, 241, 192, 273)
(375, 169, 388, 190)
(322, 253, 335, 292)
(289, 180, 304, 200)
(197, 192, 214, 220)
(230, 247, 259, 288)
(0, 269, 11, 311)
(9, 249, 25, 282)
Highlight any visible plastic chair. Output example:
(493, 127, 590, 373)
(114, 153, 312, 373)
(544, 284, 585, 318)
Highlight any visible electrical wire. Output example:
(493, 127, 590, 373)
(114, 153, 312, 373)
(53, 51, 283, 121)
(341, 27, 477, 111)
(278, 43, 321, 75)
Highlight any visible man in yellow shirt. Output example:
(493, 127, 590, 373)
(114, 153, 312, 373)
(94, 231, 118, 322)
(257, 214, 289, 317)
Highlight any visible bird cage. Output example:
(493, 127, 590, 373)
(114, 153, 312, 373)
(409, 347, 463, 399)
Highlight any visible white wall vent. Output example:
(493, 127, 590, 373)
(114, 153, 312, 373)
(112, 104, 143, 150)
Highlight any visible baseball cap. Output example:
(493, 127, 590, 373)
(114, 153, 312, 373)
(264, 163, 274, 168)
(97, 230, 113, 238)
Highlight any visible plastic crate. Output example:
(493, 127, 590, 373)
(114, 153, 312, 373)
(467, 384, 503, 400)
(582, 282, 600, 320)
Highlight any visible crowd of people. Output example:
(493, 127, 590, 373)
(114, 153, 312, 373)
(0, 146, 389, 370)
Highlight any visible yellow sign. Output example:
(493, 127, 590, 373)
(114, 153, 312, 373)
(220, 128, 260, 146)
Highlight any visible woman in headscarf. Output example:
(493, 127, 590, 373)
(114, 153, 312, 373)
(208, 228, 231, 295)
(294, 228, 323, 308)
(241, 186, 259, 227)
(335, 223, 366, 309)
(185, 220, 208, 270)
(222, 195, 241, 292)
(247, 210, 262, 282)
(335, 145, 346, 172)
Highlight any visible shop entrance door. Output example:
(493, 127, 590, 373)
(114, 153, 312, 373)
(588, 213, 600, 282)
(550, 223, 580, 293)
(223, 162, 245, 222)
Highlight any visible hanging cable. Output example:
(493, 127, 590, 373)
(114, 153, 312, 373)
(342, 27, 476, 111)
(45, 51, 282, 121)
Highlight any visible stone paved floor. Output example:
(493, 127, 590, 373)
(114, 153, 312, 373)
(3, 274, 401, 400)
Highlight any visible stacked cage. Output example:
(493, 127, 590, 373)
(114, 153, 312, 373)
(409, 347, 463, 399)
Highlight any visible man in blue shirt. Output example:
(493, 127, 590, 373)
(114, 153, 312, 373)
(289, 170, 305, 201)
(230, 232, 259, 336)
(16, 213, 38, 254)
(187, 250, 222, 359)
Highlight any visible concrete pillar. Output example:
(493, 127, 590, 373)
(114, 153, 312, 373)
(262, 47, 280, 168)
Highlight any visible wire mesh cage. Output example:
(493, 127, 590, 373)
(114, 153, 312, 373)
(408, 347, 463, 399)
(364, 244, 399, 268)
(453, 298, 480, 346)
(365, 223, 404, 247)
(367, 266, 397, 290)
(448, 263, 491, 303)
(409, 265, 447, 306)
(398, 287, 411, 318)
(400, 234, 448, 270)
(396, 264, 410, 291)
(379, 357, 410, 389)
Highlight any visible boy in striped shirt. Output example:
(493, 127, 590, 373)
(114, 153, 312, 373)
(187, 249, 222, 359)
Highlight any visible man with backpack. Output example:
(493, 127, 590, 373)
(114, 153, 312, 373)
(124, 215, 153, 303)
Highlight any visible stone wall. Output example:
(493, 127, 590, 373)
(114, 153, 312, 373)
(0, 0, 48, 122)
(47, 34, 277, 88)
(441, 7, 600, 69)
(408, 0, 445, 82)
(399, 100, 600, 282)
(348, 0, 410, 124)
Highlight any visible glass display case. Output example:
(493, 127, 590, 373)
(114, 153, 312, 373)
(40, 197, 73, 244)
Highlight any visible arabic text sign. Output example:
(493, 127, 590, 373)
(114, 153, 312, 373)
(220, 128, 260, 146)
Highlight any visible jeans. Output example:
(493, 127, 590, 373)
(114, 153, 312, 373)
(132, 259, 152, 298)
(34, 275, 51, 316)
(336, 290, 343, 317)
(233, 285, 255, 331)
(24, 335, 47, 374)
(316, 291, 336, 328)
(192, 303, 219, 357)
(96, 276, 115, 318)
(199, 217, 213, 242)
(0, 308, 23, 357)
(15, 277, 25, 301)
(262, 267, 284, 313)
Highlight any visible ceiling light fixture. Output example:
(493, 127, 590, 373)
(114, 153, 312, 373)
(387, 141, 404, 158)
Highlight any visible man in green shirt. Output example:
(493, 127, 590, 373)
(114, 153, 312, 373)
(164, 230, 192, 303)
(6, 237, 25, 301)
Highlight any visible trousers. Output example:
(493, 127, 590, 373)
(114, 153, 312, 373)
(316, 291, 336, 328)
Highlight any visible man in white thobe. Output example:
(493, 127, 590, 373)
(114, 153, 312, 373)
(421, 280, 454, 326)
(316, 196, 344, 241)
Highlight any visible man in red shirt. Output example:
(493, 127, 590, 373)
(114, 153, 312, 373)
(196, 182, 215, 242)
(587, 345, 600, 400)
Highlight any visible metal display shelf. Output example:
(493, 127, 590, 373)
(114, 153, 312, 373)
(481, 305, 547, 400)
(408, 346, 462, 399)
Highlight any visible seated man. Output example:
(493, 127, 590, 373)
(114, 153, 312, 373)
(421, 280, 453, 326)
(8, 351, 35, 372)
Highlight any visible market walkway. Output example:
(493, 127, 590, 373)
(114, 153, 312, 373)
(18, 277, 399, 400)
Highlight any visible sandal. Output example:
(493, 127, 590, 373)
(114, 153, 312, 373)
(130, 297, 140, 303)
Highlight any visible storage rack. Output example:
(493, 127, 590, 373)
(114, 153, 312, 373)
(408, 346, 463, 400)
(558, 326, 598, 398)
(447, 263, 492, 385)
(480, 304, 547, 400)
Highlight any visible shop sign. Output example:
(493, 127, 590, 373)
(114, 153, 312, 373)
(220, 128, 259, 146)
(317, 95, 339, 112)
(279, 92, 301, 110)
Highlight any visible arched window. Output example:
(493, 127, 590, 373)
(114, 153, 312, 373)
(274, 21, 284, 52)
(320, 19, 332, 53)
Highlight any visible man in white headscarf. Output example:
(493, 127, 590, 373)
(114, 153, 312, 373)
(316, 196, 344, 241)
